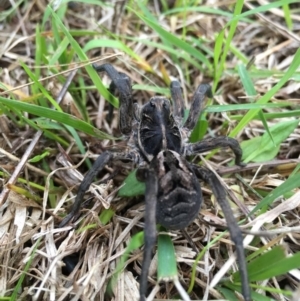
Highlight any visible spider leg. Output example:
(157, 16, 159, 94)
(137, 167, 158, 301)
(184, 83, 212, 131)
(170, 80, 184, 120)
(192, 166, 251, 301)
(93, 63, 133, 136)
(59, 150, 138, 227)
(184, 136, 245, 166)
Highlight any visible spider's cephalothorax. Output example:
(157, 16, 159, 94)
(59, 64, 251, 301)
(138, 97, 182, 159)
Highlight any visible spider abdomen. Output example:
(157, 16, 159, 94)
(152, 150, 202, 230)
(157, 187, 202, 229)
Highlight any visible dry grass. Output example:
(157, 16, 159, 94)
(0, 1, 300, 301)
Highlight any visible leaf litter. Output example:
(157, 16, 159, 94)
(0, 1, 300, 300)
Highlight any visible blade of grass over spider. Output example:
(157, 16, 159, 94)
(106, 231, 145, 297)
(238, 64, 273, 144)
(230, 44, 300, 137)
(0, 97, 115, 140)
(241, 119, 298, 163)
(49, 6, 119, 108)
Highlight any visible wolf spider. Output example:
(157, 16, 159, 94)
(59, 64, 251, 301)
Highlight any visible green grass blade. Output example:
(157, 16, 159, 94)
(48, 5, 119, 107)
(83, 39, 143, 63)
(213, 0, 244, 91)
(230, 47, 300, 137)
(0, 96, 114, 140)
(234, 245, 285, 282)
(282, 3, 293, 30)
(10, 238, 41, 301)
(99, 208, 115, 225)
(223, 0, 298, 29)
(251, 172, 300, 215)
(131, 9, 212, 71)
(118, 170, 145, 197)
(237, 246, 300, 282)
(241, 120, 298, 163)
(157, 233, 177, 281)
(21, 62, 61, 110)
(237, 64, 274, 144)
(224, 282, 274, 301)
(106, 231, 145, 296)
(129, 38, 204, 71)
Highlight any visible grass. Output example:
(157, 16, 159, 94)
(0, 0, 300, 300)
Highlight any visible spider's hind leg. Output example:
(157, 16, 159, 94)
(184, 136, 245, 167)
(58, 151, 113, 227)
(170, 80, 185, 121)
(136, 166, 158, 301)
(192, 166, 251, 301)
(59, 149, 139, 228)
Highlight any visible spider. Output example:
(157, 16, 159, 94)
(59, 63, 251, 301)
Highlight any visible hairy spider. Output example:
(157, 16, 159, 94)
(59, 64, 251, 301)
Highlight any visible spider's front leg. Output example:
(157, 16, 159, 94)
(93, 63, 133, 136)
(192, 166, 251, 301)
(136, 166, 158, 301)
(59, 150, 138, 227)
(184, 83, 212, 130)
(170, 80, 185, 121)
(181, 82, 245, 166)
